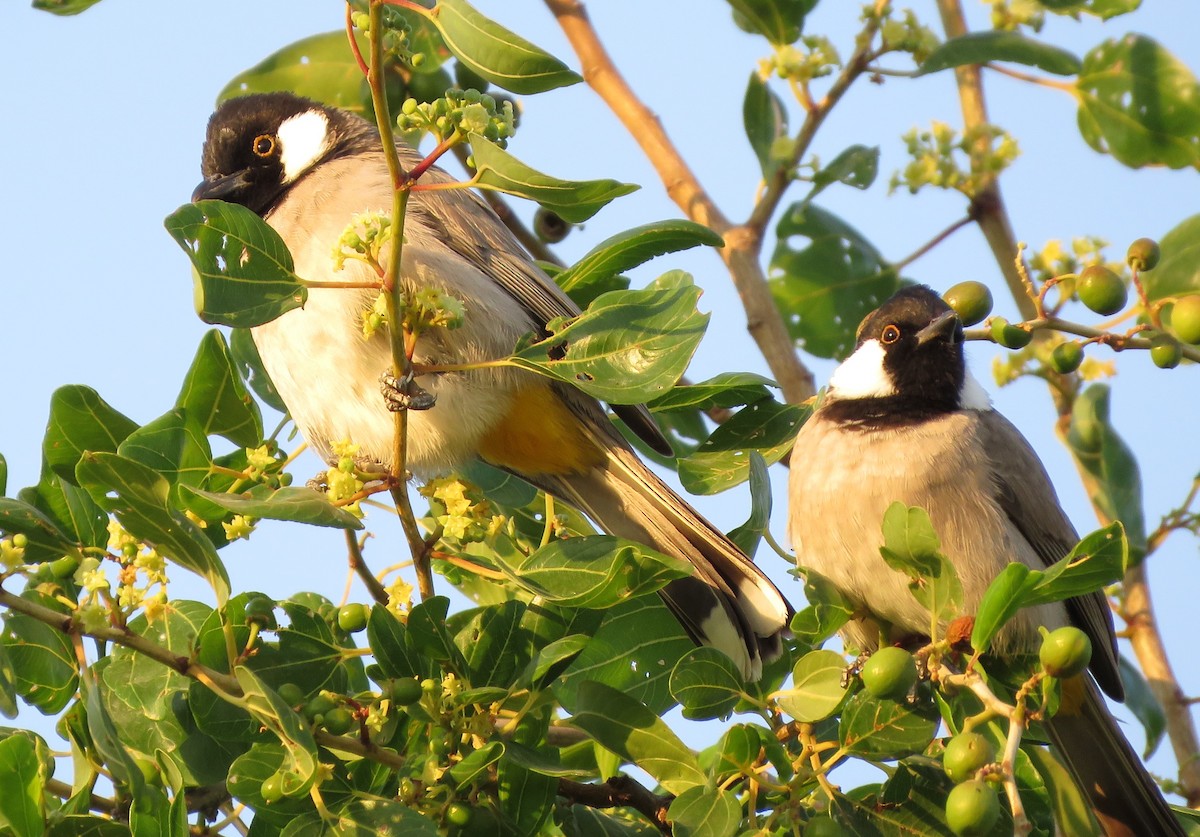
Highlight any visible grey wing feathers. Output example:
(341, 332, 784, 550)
(978, 411, 1123, 699)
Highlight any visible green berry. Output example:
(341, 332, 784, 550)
(337, 603, 369, 633)
(1150, 335, 1182, 369)
(388, 677, 424, 706)
(943, 282, 994, 327)
(1049, 342, 1084, 374)
(277, 683, 304, 707)
(943, 732, 996, 784)
(322, 707, 355, 735)
(945, 780, 1001, 836)
(1169, 296, 1200, 345)
(860, 647, 918, 701)
(260, 771, 285, 803)
(803, 815, 849, 837)
(1126, 237, 1161, 272)
(243, 595, 276, 629)
(990, 317, 1031, 349)
(1077, 265, 1127, 316)
(304, 693, 337, 722)
(445, 802, 473, 828)
(1039, 626, 1092, 679)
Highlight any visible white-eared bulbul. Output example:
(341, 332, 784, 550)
(787, 285, 1182, 835)
(192, 92, 790, 679)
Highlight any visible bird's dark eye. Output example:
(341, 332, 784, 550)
(880, 324, 901, 344)
(252, 135, 277, 157)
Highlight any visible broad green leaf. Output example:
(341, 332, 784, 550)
(84, 678, 145, 792)
(164, 201, 307, 329)
(42, 385, 138, 484)
(230, 327, 287, 413)
(233, 666, 320, 786)
(769, 203, 899, 358)
(367, 604, 432, 681)
(498, 756, 557, 835)
(791, 570, 853, 646)
(20, 464, 107, 559)
(1118, 655, 1166, 759)
(31, 0, 102, 14)
(227, 742, 318, 819)
(677, 399, 808, 495)
(727, 451, 771, 556)
(0, 643, 17, 719)
(1076, 35, 1200, 169)
(773, 649, 849, 723)
(0, 498, 77, 559)
(806, 144, 880, 202)
(570, 681, 705, 794)
(469, 135, 637, 222)
(565, 806, 662, 836)
(838, 691, 939, 758)
(117, 410, 213, 496)
(554, 220, 724, 307)
(669, 647, 745, 720)
(2, 591, 78, 714)
(972, 562, 1038, 653)
(1024, 743, 1101, 837)
(1143, 213, 1200, 301)
(743, 73, 789, 179)
(511, 275, 708, 404)
(668, 786, 742, 837)
(1023, 522, 1127, 605)
(176, 330, 263, 447)
(429, 0, 580, 93)
(447, 740, 504, 787)
(493, 535, 692, 608)
(181, 485, 364, 530)
(129, 783, 186, 837)
(76, 452, 230, 603)
(879, 502, 943, 577)
(407, 596, 470, 674)
(326, 801, 440, 836)
(0, 734, 45, 837)
(0, 453, 6, 495)
(524, 634, 591, 688)
(648, 372, 775, 413)
(46, 817, 132, 837)
(1065, 385, 1147, 560)
(919, 31, 1081, 76)
(456, 600, 531, 688)
(727, 0, 812, 45)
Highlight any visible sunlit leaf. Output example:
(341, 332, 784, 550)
(919, 31, 1081, 76)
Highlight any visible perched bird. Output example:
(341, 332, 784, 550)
(787, 285, 1182, 836)
(192, 92, 790, 679)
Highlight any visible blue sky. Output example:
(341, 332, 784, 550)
(1, 0, 1196, 800)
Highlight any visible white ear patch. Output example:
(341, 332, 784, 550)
(959, 369, 992, 411)
(277, 110, 331, 184)
(828, 339, 897, 399)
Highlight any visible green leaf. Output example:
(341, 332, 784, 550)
(498, 755, 557, 834)
(430, 0, 580, 93)
(367, 605, 431, 681)
(31, 0, 102, 14)
(838, 691, 939, 758)
(230, 327, 287, 413)
(1065, 385, 1147, 560)
(42, 385, 138, 484)
(743, 73, 789, 179)
(1118, 655, 1166, 759)
(511, 275, 708, 404)
(164, 201, 307, 328)
(726, 0, 812, 45)
(1076, 35, 1200, 169)
(569, 681, 705, 794)
(0, 643, 17, 719)
(972, 563, 1037, 653)
(176, 330, 264, 447)
(523, 634, 590, 688)
(878, 502, 944, 579)
(407, 596, 469, 674)
(807, 144, 880, 200)
(117, 410, 213, 496)
(2, 591, 78, 715)
(0, 498, 77, 559)
(1024, 743, 1100, 837)
(647, 372, 775, 413)
(0, 733, 45, 837)
(494, 535, 691, 608)
(447, 740, 504, 788)
(773, 649, 849, 723)
(21, 465, 107, 558)
(469, 135, 637, 222)
(669, 647, 745, 720)
(1143, 213, 1200, 302)
(726, 451, 771, 556)
(554, 220, 724, 307)
(181, 485, 364, 530)
(769, 203, 899, 359)
(233, 666, 320, 786)
(457, 600, 531, 688)
(1022, 522, 1127, 605)
(84, 678, 146, 792)
(668, 786, 742, 837)
(919, 31, 1082, 76)
(75, 452, 230, 603)
(791, 570, 853, 646)
(677, 399, 809, 495)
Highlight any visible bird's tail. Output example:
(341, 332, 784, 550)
(1044, 675, 1185, 836)
(534, 428, 792, 681)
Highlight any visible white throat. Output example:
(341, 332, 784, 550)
(277, 110, 331, 184)
(828, 339, 896, 399)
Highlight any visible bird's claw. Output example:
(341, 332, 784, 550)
(380, 371, 436, 412)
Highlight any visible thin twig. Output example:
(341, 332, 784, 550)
(345, 529, 391, 604)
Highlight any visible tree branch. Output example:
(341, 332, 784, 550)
(558, 775, 672, 833)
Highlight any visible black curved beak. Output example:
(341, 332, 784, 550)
(916, 310, 960, 345)
(192, 171, 252, 203)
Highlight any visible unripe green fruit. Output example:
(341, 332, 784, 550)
(943, 732, 996, 783)
(445, 802, 473, 827)
(49, 555, 80, 579)
(860, 647, 918, 700)
(322, 707, 355, 735)
(1050, 342, 1084, 374)
(990, 318, 1031, 349)
(276, 683, 304, 707)
(1039, 626, 1092, 679)
(243, 596, 277, 629)
(260, 771, 285, 803)
(304, 694, 337, 721)
(1150, 335, 1182, 369)
(533, 207, 571, 244)
(945, 780, 1001, 836)
(943, 282, 994, 327)
(803, 815, 849, 837)
(337, 603, 369, 633)
(389, 677, 424, 706)
(1077, 265, 1127, 316)
(1169, 296, 1200, 345)
(1126, 237, 1161, 272)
